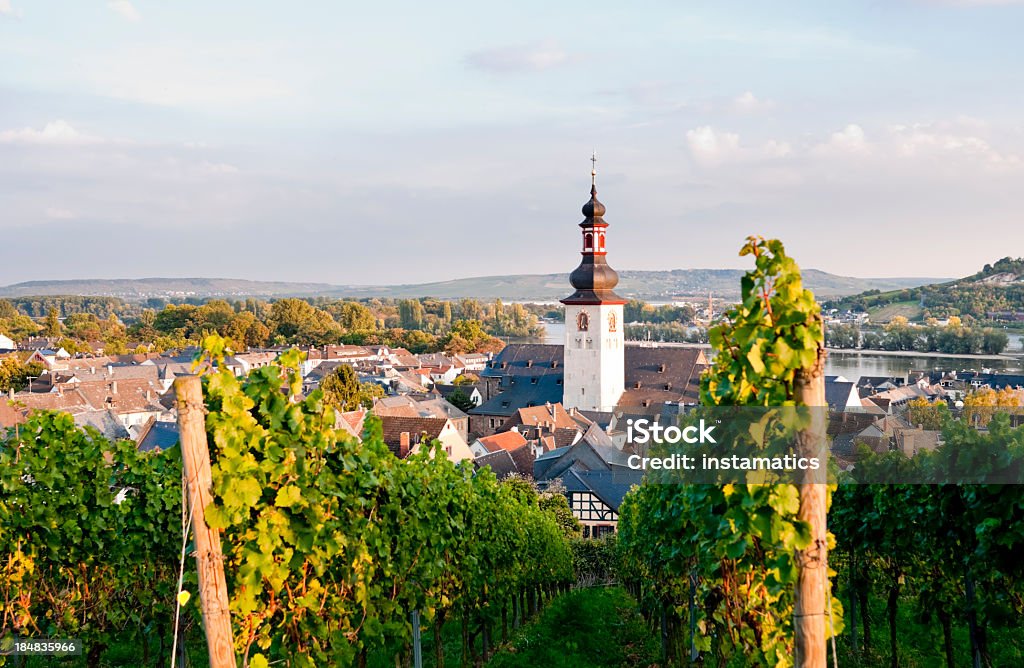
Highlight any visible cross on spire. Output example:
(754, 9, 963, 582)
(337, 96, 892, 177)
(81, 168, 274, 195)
(590, 150, 597, 186)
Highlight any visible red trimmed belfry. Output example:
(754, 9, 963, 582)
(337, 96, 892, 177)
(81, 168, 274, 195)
(561, 178, 627, 306)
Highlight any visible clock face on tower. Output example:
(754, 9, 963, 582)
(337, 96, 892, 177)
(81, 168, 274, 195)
(607, 312, 617, 332)
(576, 311, 590, 331)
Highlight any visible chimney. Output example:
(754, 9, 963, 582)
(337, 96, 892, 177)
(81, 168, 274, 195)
(399, 432, 411, 458)
(7, 388, 12, 399)
(111, 381, 118, 394)
(91, 366, 96, 375)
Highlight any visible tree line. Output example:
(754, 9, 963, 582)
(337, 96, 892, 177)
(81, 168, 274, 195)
(826, 316, 1010, 354)
(0, 296, 556, 357)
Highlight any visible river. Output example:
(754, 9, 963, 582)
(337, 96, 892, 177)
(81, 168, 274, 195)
(533, 322, 1024, 380)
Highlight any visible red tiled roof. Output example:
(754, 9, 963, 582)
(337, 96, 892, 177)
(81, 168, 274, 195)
(476, 430, 528, 453)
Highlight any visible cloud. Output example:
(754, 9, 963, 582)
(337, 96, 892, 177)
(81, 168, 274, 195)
(807, 120, 1019, 168)
(816, 124, 870, 155)
(465, 41, 574, 73)
(731, 91, 776, 114)
(198, 161, 239, 175)
(107, 0, 140, 22)
(0, 120, 103, 146)
(686, 126, 740, 164)
(888, 122, 1020, 166)
(0, 0, 21, 18)
(686, 126, 790, 166)
(44, 207, 76, 220)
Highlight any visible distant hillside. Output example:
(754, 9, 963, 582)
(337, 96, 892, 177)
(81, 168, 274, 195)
(324, 270, 947, 301)
(0, 271, 947, 302)
(825, 257, 1024, 322)
(0, 278, 343, 299)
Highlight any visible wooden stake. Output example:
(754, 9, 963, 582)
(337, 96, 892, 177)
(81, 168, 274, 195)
(793, 344, 828, 668)
(175, 375, 237, 668)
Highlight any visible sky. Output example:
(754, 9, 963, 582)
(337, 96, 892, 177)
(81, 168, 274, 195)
(2, 0, 1023, 286)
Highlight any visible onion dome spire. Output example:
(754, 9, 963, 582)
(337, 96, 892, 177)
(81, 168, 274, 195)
(582, 151, 606, 219)
(561, 153, 626, 306)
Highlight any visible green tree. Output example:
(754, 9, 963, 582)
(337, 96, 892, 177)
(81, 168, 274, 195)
(906, 397, 948, 430)
(44, 308, 63, 337)
(398, 299, 425, 329)
(320, 364, 383, 411)
(268, 298, 341, 345)
(445, 387, 476, 413)
(539, 489, 582, 538)
(441, 319, 503, 354)
(334, 301, 377, 332)
(0, 358, 44, 392)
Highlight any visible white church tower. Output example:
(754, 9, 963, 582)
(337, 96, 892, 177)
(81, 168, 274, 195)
(561, 158, 626, 412)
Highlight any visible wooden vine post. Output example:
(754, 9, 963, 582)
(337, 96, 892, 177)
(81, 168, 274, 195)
(793, 342, 829, 668)
(175, 375, 237, 668)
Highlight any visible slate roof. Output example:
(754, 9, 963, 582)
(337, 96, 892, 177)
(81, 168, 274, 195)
(825, 377, 859, 411)
(74, 409, 131, 442)
(561, 468, 641, 512)
(471, 374, 564, 418)
(138, 421, 180, 452)
(481, 344, 563, 378)
(617, 346, 707, 414)
(474, 449, 518, 479)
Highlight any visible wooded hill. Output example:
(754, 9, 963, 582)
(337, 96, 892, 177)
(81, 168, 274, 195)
(0, 269, 945, 302)
(824, 257, 1024, 323)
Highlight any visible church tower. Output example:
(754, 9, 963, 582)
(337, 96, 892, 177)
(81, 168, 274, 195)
(561, 158, 626, 412)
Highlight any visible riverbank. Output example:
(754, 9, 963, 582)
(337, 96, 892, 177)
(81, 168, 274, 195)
(826, 348, 1024, 361)
(612, 341, 1023, 363)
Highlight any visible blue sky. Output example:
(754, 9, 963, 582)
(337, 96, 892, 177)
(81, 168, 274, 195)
(2, 0, 1023, 285)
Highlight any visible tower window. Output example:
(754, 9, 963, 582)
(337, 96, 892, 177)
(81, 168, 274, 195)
(576, 311, 590, 332)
